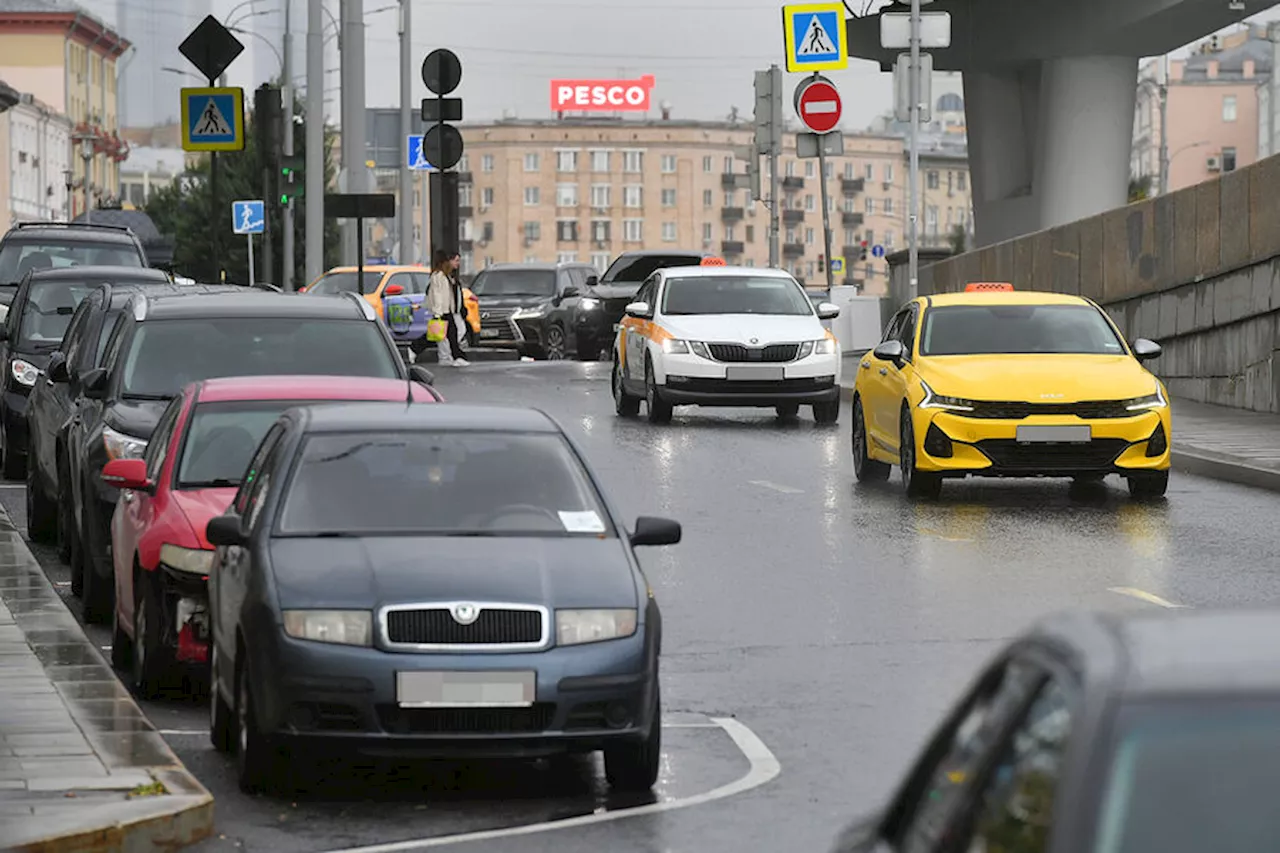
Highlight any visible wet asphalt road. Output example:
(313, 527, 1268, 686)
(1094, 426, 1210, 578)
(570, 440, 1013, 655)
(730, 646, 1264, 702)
(9, 358, 1280, 852)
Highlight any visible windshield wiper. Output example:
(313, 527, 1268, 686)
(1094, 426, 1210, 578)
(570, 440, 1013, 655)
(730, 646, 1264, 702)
(183, 478, 239, 488)
(122, 392, 170, 400)
(311, 531, 360, 538)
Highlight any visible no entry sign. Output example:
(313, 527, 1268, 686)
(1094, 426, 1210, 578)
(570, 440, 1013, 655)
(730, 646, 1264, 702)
(794, 77, 842, 134)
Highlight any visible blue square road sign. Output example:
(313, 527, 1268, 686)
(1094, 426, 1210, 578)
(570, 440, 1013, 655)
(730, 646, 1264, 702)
(181, 87, 245, 152)
(232, 200, 265, 235)
(783, 3, 848, 73)
(406, 134, 435, 171)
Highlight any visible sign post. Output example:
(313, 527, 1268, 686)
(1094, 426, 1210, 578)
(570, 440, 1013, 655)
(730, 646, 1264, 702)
(325, 193, 397, 295)
(794, 75, 843, 294)
(232, 200, 266, 287)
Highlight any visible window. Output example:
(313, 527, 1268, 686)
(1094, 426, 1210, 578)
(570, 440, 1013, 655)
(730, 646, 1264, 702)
(844, 162, 855, 179)
(926, 205, 939, 234)
(482, 154, 494, 172)
(702, 155, 713, 173)
(524, 186, 540, 206)
(590, 149, 611, 172)
(927, 170, 939, 189)
(0, 241, 142, 282)
(1223, 94, 1237, 122)
(920, 304, 1125, 356)
(233, 423, 283, 517)
(724, 190, 736, 207)
(524, 152, 540, 172)
(177, 401, 303, 489)
(661, 188, 676, 207)
(785, 228, 796, 243)
(481, 187, 494, 207)
(844, 228, 856, 245)
(884, 164, 894, 183)
(885, 231, 895, 248)
(624, 219, 644, 241)
(471, 268, 556, 297)
(482, 222, 494, 241)
(745, 225, 755, 243)
(661, 154, 677, 173)
(805, 161, 815, 178)
(555, 183, 578, 207)
(958, 173, 967, 190)
(557, 252, 578, 264)
(623, 150, 643, 173)
(884, 197, 894, 215)
(843, 197, 857, 213)
(591, 220, 611, 242)
(143, 397, 182, 483)
(624, 185, 643, 208)
(724, 155, 734, 173)
(702, 223, 712, 241)
(865, 197, 876, 214)
(785, 160, 795, 177)
(864, 163, 874, 180)
(662, 222, 676, 242)
(17, 279, 98, 347)
(590, 184, 611, 208)
(591, 252, 611, 271)
(523, 222, 540, 242)
(661, 274, 811, 316)
(300, 271, 383, 295)
(804, 227, 814, 245)
(556, 149, 578, 172)
(703, 189, 713, 207)
(556, 220, 578, 242)
(1223, 146, 1238, 172)
(804, 194, 815, 211)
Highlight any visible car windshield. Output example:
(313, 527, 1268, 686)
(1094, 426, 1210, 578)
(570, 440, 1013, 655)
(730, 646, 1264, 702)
(1093, 698, 1280, 853)
(0, 241, 142, 283)
(920, 304, 1126, 356)
(661, 275, 813, 316)
(308, 271, 383, 295)
(119, 318, 399, 398)
(17, 281, 98, 349)
(277, 430, 613, 538)
(470, 269, 556, 297)
(177, 401, 303, 489)
(601, 254, 702, 284)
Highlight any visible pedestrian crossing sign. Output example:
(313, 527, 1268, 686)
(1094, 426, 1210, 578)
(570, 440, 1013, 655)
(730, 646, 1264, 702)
(782, 3, 848, 73)
(180, 86, 245, 152)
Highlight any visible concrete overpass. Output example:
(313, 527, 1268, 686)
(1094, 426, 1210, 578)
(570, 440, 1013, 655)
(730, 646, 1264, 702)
(848, 0, 1279, 246)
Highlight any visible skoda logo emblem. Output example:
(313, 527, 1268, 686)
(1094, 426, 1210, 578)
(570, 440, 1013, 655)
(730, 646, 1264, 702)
(451, 603, 480, 625)
(481, 312, 490, 320)
(750, 337, 759, 344)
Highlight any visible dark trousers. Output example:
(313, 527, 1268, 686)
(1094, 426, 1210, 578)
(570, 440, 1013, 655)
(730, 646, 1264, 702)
(440, 313, 465, 360)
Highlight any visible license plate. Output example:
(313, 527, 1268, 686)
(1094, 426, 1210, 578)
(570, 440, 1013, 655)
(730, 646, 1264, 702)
(396, 671, 535, 708)
(726, 366, 784, 381)
(1015, 425, 1091, 444)
(479, 328, 500, 339)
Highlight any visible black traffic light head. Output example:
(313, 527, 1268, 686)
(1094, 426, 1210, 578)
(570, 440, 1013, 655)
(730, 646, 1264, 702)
(278, 155, 304, 205)
(254, 84, 282, 164)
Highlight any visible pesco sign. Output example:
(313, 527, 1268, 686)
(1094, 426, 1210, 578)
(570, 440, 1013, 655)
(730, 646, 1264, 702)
(551, 76, 656, 112)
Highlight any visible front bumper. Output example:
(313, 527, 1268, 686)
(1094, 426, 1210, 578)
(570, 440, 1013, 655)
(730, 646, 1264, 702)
(908, 407, 1173, 477)
(155, 565, 210, 665)
(656, 351, 841, 407)
(247, 624, 659, 758)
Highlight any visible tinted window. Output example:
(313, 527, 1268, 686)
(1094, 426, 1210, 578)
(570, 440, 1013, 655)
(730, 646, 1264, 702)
(177, 401, 300, 488)
(308, 271, 383, 295)
(94, 310, 125, 367)
(17, 281, 99, 348)
(920, 304, 1124, 356)
(119, 318, 398, 398)
(1092, 698, 1280, 853)
(144, 396, 184, 481)
(470, 268, 556, 297)
(277, 431, 612, 537)
(661, 275, 813, 316)
(601, 254, 702, 284)
(0, 240, 142, 282)
(235, 422, 284, 516)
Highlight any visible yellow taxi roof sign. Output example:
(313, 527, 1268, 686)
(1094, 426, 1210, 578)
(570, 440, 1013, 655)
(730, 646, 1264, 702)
(964, 282, 1014, 292)
(700, 256, 726, 266)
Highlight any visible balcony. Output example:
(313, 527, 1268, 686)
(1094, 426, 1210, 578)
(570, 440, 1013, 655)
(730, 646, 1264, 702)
(456, 171, 473, 184)
(782, 242, 805, 258)
(841, 212, 863, 227)
(781, 176, 805, 190)
(841, 177, 864, 194)
(459, 239, 474, 252)
(458, 205, 474, 219)
(721, 172, 742, 189)
(721, 206, 744, 222)
(782, 209, 805, 225)
(721, 240, 745, 256)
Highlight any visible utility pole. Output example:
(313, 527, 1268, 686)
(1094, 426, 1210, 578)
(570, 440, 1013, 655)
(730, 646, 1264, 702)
(907, 0, 921, 297)
(281, 0, 295, 290)
(398, 0, 413, 265)
(1158, 58, 1169, 196)
(754, 66, 782, 268)
(339, 0, 366, 264)
(305, 0, 323, 283)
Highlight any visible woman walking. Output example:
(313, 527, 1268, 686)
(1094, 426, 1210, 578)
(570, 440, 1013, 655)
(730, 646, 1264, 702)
(427, 248, 468, 366)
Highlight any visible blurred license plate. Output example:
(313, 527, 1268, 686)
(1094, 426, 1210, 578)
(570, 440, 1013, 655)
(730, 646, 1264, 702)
(479, 328, 500, 338)
(396, 671, 535, 708)
(1016, 425, 1091, 443)
(726, 366, 784, 381)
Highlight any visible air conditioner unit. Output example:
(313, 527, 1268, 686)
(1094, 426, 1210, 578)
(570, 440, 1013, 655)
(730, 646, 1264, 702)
(1206, 155, 1222, 171)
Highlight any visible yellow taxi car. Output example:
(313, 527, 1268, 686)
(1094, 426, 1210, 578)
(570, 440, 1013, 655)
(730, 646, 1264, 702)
(851, 283, 1171, 500)
(301, 265, 481, 336)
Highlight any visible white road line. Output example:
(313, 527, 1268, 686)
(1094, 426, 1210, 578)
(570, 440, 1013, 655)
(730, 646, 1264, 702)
(315, 718, 780, 852)
(748, 480, 803, 494)
(1107, 586, 1188, 609)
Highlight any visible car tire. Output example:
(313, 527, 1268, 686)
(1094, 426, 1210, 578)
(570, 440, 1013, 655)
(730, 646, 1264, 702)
(645, 360, 673, 424)
(210, 643, 235, 754)
(132, 570, 174, 700)
(852, 398, 890, 483)
(110, 596, 132, 671)
(26, 462, 57, 543)
(900, 408, 942, 500)
(236, 657, 286, 795)
(1127, 470, 1169, 500)
(543, 325, 567, 360)
(80, 513, 112, 625)
(613, 357, 641, 417)
(812, 401, 840, 425)
(604, 684, 661, 792)
(775, 403, 800, 419)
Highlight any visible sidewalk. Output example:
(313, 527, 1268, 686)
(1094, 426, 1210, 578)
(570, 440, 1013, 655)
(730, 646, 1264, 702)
(0, 508, 212, 852)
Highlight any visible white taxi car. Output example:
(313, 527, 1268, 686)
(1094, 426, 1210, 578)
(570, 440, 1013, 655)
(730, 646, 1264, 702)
(611, 265, 842, 424)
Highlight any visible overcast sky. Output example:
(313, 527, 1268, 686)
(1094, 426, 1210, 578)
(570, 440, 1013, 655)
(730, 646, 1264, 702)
(221, 0, 1280, 131)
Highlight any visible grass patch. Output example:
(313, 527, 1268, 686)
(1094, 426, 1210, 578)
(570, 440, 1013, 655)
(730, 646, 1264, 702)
(127, 780, 168, 798)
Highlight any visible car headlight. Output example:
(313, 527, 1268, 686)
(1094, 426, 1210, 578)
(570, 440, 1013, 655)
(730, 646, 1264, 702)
(917, 379, 975, 412)
(102, 425, 147, 460)
(511, 304, 549, 320)
(282, 609, 372, 646)
(814, 337, 838, 355)
(580, 297, 601, 310)
(159, 544, 214, 575)
(1125, 385, 1168, 411)
(663, 338, 690, 354)
(10, 358, 38, 387)
(555, 608, 637, 646)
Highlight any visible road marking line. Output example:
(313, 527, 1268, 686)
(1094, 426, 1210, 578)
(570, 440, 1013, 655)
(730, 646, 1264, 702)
(749, 480, 803, 494)
(1108, 587, 1187, 609)
(316, 717, 780, 852)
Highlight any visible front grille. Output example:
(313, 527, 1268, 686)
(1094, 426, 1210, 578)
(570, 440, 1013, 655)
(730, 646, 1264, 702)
(707, 343, 800, 362)
(963, 400, 1135, 420)
(976, 438, 1128, 471)
(674, 376, 834, 395)
(378, 703, 556, 735)
(385, 607, 543, 646)
(479, 308, 517, 341)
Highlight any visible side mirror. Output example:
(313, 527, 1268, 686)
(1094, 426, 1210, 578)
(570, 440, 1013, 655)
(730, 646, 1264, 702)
(206, 513, 245, 547)
(630, 516, 682, 547)
(584, 275, 599, 288)
(409, 364, 436, 386)
(1132, 338, 1162, 362)
(384, 284, 405, 296)
(80, 367, 108, 399)
(872, 340, 905, 363)
(560, 285, 580, 299)
(101, 458, 152, 492)
(624, 301, 653, 319)
(817, 302, 841, 320)
(47, 352, 69, 383)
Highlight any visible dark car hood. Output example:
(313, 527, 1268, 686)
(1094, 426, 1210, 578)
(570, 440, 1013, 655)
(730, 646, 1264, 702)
(103, 397, 171, 439)
(269, 536, 639, 611)
(474, 294, 552, 311)
(591, 283, 642, 300)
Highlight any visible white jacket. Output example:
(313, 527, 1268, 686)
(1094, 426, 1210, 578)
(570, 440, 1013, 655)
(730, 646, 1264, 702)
(426, 270, 455, 315)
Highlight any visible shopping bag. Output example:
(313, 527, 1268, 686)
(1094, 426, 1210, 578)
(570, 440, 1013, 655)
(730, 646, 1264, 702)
(426, 317, 448, 342)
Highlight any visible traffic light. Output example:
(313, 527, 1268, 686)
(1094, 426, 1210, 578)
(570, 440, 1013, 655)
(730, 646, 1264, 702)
(278, 155, 303, 205)
(254, 84, 282, 166)
(818, 254, 825, 273)
(859, 241, 868, 261)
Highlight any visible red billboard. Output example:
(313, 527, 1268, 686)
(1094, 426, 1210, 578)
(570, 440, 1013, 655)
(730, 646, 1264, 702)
(551, 76, 656, 112)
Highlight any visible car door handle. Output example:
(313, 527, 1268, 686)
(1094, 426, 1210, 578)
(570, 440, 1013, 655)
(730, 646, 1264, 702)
(860, 361, 870, 369)
(879, 368, 888, 375)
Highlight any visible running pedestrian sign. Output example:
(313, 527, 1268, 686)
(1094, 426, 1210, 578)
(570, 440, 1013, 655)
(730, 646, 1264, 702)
(782, 3, 848, 73)
(180, 86, 245, 152)
(231, 200, 265, 234)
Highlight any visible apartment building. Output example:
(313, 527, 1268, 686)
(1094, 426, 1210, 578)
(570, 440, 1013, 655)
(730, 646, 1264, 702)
(0, 92, 71, 230)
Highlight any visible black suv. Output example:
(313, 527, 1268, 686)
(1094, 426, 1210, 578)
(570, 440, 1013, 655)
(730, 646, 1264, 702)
(24, 281, 237, 557)
(0, 222, 149, 308)
(64, 290, 435, 623)
(471, 262, 605, 360)
(595, 250, 718, 333)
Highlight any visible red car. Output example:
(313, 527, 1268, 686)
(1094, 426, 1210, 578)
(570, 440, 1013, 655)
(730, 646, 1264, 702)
(100, 375, 440, 697)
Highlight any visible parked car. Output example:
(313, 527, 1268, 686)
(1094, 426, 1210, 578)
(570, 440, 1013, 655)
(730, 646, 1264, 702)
(0, 222, 149, 310)
(470, 262, 603, 360)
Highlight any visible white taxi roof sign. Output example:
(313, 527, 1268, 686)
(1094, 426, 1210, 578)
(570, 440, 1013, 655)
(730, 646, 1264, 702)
(964, 282, 1014, 292)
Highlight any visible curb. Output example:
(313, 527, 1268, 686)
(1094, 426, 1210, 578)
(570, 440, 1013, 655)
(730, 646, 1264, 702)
(0, 506, 214, 853)
(1170, 446, 1280, 494)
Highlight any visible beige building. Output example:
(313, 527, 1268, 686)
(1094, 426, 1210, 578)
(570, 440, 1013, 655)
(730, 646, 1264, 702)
(0, 3, 130, 215)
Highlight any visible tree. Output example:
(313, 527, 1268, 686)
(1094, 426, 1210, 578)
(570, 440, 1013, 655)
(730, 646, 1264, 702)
(146, 98, 339, 286)
(1128, 175, 1153, 203)
(948, 224, 969, 255)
